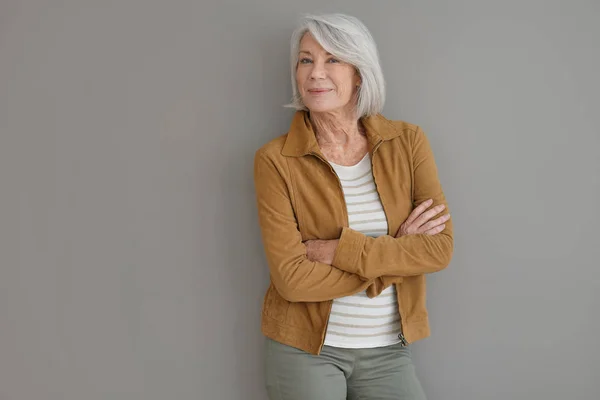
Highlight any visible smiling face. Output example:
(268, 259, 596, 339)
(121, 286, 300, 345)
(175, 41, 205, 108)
(295, 33, 361, 115)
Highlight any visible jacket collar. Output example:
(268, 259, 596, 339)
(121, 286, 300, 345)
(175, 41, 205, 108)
(281, 110, 402, 157)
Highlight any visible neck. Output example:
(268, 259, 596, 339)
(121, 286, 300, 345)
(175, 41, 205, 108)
(309, 108, 364, 146)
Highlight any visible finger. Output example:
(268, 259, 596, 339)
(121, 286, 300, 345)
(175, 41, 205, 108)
(423, 224, 445, 235)
(413, 204, 446, 229)
(404, 199, 433, 226)
(418, 213, 450, 232)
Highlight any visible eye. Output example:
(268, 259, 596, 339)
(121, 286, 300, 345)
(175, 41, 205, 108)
(328, 58, 340, 63)
(299, 58, 312, 64)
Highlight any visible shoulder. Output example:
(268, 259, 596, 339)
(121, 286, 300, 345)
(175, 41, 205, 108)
(255, 133, 289, 160)
(389, 119, 419, 132)
(376, 115, 424, 143)
(390, 119, 420, 135)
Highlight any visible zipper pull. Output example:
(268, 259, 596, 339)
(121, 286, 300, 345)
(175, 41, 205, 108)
(398, 332, 408, 346)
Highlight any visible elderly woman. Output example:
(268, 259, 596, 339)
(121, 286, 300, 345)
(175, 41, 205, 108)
(253, 13, 453, 400)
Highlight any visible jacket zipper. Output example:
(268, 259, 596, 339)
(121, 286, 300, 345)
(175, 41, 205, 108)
(370, 140, 409, 347)
(398, 332, 408, 346)
(309, 151, 347, 354)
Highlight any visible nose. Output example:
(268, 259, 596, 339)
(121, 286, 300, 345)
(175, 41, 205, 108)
(308, 60, 326, 80)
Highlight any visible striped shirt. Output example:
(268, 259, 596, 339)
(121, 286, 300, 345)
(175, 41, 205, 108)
(324, 152, 403, 348)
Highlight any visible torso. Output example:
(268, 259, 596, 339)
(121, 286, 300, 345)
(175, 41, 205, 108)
(323, 152, 402, 348)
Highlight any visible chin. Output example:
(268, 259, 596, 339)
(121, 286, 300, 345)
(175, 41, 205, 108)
(303, 102, 340, 114)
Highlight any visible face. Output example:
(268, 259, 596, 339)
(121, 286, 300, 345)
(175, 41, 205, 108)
(295, 33, 361, 114)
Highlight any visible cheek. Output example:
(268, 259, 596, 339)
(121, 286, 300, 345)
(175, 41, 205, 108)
(295, 70, 305, 90)
(335, 82, 353, 98)
(334, 73, 357, 97)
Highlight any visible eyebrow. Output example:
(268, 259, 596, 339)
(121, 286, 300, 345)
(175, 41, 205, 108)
(299, 50, 333, 56)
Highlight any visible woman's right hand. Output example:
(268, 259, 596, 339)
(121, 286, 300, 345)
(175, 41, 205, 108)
(395, 199, 450, 237)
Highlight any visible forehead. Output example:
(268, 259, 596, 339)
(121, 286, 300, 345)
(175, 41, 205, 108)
(299, 33, 328, 53)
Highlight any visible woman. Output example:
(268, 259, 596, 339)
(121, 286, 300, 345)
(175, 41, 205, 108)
(253, 13, 453, 400)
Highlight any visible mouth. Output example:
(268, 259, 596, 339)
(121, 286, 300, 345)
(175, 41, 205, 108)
(307, 89, 333, 95)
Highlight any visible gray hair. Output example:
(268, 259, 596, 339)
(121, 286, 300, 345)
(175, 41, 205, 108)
(285, 13, 386, 117)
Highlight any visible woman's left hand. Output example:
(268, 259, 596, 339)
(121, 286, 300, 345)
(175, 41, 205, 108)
(303, 239, 339, 265)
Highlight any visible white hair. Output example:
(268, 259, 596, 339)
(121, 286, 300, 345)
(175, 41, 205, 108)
(285, 13, 386, 118)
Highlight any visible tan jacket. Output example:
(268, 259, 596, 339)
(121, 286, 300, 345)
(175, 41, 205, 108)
(253, 110, 454, 355)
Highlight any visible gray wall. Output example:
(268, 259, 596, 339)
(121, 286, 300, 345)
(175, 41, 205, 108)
(1, 1, 598, 399)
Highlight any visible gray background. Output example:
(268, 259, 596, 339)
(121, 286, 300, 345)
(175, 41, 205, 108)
(1, 1, 598, 399)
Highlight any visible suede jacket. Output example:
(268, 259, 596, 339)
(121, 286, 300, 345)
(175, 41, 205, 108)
(253, 110, 454, 355)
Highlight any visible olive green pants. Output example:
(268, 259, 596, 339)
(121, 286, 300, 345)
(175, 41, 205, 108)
(265, 338, 427, 400)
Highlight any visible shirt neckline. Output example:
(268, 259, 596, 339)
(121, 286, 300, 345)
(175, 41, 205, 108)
(328, 152, 370, 169)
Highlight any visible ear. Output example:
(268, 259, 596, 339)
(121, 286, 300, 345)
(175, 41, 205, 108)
(354, 70, 362, 87)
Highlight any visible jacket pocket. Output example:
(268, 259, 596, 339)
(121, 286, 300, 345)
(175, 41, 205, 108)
(262, 283, 290, 323)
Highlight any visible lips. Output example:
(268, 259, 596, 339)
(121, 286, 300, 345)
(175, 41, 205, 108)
(307, 89, 332, 93)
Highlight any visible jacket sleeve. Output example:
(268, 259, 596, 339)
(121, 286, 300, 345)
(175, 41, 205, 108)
(253, 149, 378, 302)
(331, 126, 454, 280)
